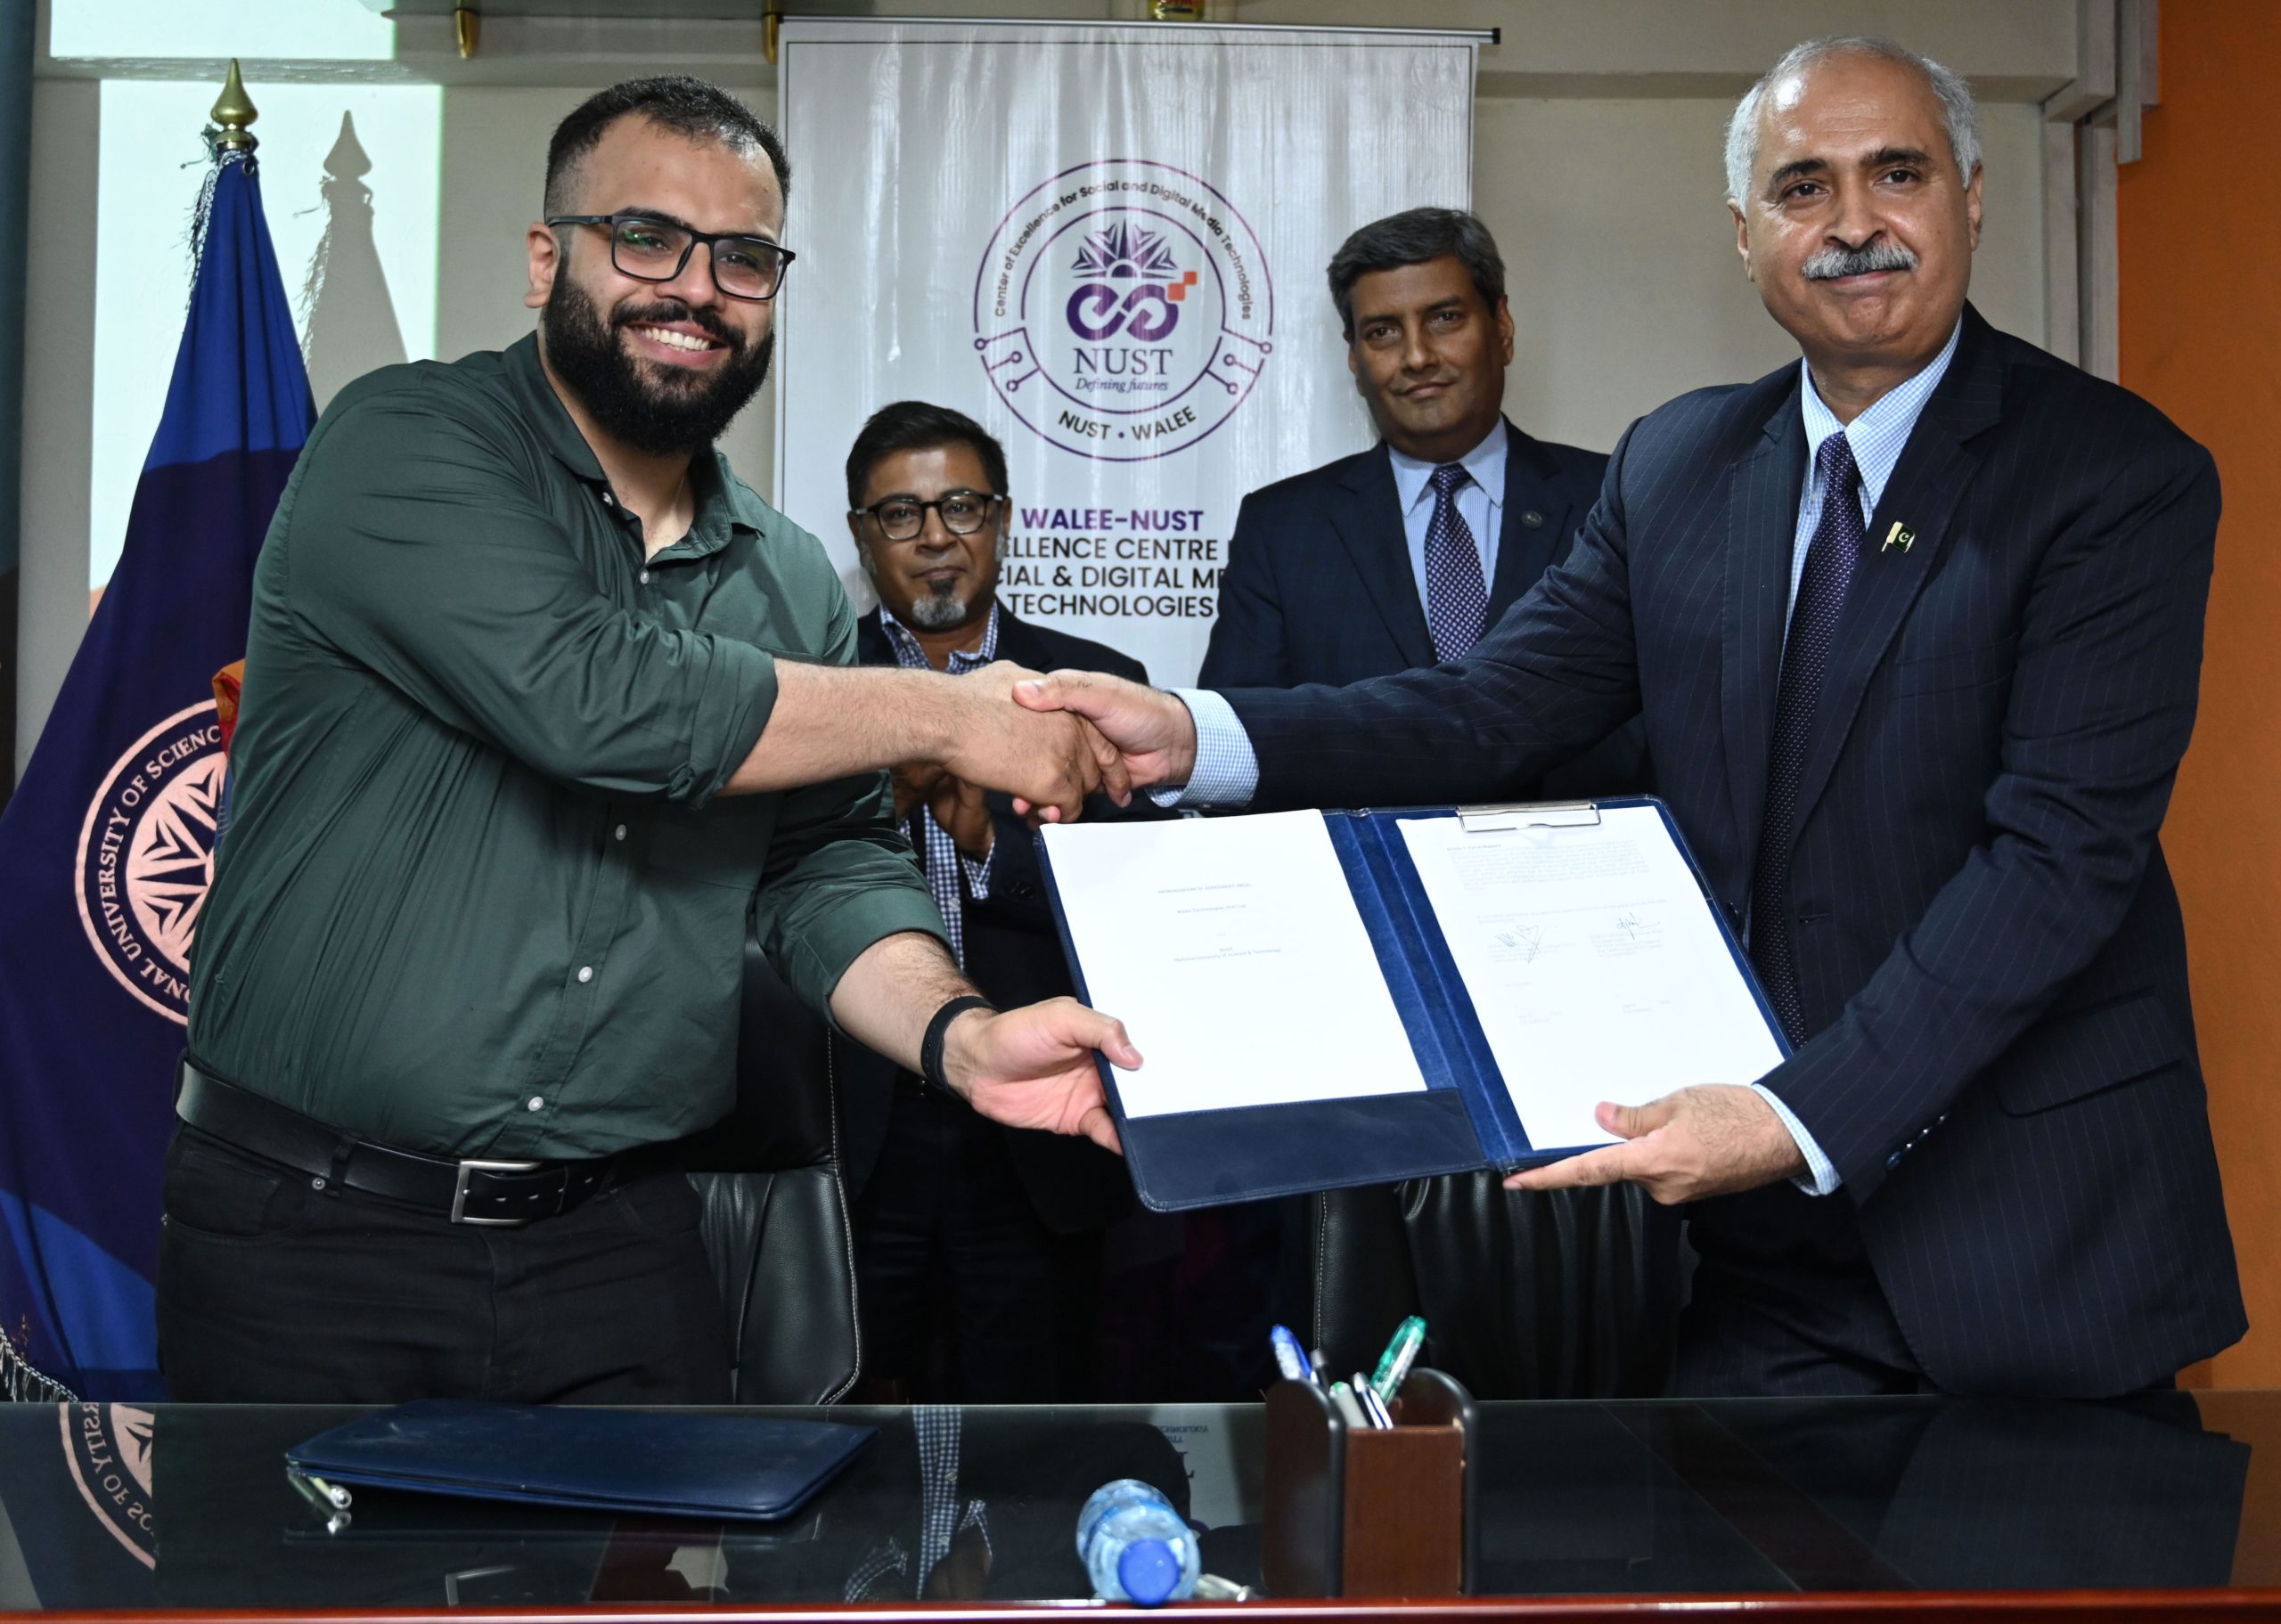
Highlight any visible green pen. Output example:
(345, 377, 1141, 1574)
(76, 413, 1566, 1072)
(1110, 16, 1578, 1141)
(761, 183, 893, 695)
(1369, 1315, 1427, 1403)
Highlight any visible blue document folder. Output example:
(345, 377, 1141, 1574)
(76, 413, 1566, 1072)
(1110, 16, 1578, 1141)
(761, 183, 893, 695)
(286, 1400, 874, 1521)
(1038, 797, 1788, 1212)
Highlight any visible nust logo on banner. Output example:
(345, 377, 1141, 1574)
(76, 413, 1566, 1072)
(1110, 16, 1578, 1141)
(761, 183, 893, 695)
(973, 159, 1272, 461)
(73, 701, 226, 1024)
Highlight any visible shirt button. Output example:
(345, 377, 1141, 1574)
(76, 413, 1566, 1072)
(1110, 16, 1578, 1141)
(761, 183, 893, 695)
(576, 966, 593, 983)
(527, 1096, 545, 1113)
(639, 570, 650, 584)
(601, 491, 616, 507)
(614, 824, 627, 841)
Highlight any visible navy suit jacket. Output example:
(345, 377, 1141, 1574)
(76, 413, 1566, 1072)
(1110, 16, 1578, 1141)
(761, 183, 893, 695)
(838, 606, 1149, 1235)
(1220, 306, 2244, 1396)
(1200, 420, 1648, 796)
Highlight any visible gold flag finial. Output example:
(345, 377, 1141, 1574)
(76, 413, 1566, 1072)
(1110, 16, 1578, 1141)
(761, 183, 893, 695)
(454, 6, 480, 59)
(210, 58, 258, 151)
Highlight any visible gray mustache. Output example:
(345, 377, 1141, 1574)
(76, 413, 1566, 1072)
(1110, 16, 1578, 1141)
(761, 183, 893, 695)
(1802, 241, 1918, 281)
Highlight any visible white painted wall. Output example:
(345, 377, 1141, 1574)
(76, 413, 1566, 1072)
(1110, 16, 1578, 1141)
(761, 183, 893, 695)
(1476, 96, 2045, 454)
(14, 3, 2067, 775)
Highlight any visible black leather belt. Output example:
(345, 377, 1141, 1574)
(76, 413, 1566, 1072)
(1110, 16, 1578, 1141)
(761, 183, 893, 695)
(176, 1058, 645, 1227)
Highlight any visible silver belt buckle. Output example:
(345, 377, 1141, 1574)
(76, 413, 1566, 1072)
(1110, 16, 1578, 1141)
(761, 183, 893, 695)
(450, 1157, 547, 1226)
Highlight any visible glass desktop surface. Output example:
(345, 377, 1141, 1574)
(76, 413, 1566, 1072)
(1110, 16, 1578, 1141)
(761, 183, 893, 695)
(0, 1392, 2272, 1612)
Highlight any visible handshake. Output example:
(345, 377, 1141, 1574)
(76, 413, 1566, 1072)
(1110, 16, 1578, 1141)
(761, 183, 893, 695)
(932, 663, 1205, 824)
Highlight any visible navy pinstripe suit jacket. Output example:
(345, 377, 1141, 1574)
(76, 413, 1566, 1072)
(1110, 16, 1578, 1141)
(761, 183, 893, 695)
(1222, 305, 2244, 1396)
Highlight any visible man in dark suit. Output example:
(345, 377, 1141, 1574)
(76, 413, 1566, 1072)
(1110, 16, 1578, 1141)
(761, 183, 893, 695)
(1200, 207, 1660, 1398)
(1018, 37, 2244, 1397)
(838, 401, 1149, 1401)
(1201, 205, 1644, 797)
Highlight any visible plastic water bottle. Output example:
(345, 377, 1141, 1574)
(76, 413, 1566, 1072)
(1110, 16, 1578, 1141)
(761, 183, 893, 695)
(1075, 1479, 1200, 1606)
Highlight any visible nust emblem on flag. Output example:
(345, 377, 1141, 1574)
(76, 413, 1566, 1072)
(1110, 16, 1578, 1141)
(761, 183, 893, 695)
(72, 701, 227, 1024)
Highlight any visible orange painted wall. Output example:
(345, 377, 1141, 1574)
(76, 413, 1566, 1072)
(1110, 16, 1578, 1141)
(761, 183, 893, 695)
(2118, 0, 2281, 1387)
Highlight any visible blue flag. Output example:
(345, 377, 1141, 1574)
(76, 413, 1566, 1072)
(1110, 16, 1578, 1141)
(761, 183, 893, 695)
(0, 150, 314, 1398)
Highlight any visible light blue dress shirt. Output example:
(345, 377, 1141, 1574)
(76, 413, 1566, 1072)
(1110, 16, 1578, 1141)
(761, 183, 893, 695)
(1169, 325, 1964, 1193)
(1389, 421, 1507, 612)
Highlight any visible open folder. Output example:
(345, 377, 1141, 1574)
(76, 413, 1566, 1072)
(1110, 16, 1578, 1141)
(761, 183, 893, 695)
(1037, 798, 1789, 1211)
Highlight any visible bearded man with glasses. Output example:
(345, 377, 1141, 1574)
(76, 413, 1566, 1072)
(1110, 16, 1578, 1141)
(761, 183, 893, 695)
(163, 79, 1136, 1403)
(835, 400, 1159, 1401)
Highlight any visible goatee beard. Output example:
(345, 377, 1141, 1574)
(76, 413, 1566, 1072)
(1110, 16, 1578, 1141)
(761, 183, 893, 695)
(901, 586, 972, 631)
(542, 278, 774, 457)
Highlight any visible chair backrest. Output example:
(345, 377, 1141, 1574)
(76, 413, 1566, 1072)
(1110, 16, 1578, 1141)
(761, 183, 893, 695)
(682, 942, 861, 1404)
(1292, 1178, 1682, 1400)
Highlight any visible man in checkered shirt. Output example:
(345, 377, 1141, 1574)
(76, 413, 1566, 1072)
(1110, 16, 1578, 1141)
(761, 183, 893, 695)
(838, 401, 1160, 1402)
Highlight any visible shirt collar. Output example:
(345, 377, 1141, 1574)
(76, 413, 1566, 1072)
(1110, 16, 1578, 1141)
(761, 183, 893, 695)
(1388, 419, 1509, 517)
(1797, 318, 1963, 511)
(879, 601, 1002, 671)
(502, 331, 761, 561)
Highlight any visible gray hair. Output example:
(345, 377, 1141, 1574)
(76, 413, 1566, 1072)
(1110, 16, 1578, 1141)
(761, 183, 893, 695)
(1723, 37, 1981, 206)
(1326, 207, 1505, 340)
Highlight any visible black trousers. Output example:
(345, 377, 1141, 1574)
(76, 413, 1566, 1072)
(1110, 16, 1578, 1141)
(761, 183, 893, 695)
(155, 1122, 732, 1403)
(1678, 1188, 1933, 1397)
(852, 1087, 1072, 1402)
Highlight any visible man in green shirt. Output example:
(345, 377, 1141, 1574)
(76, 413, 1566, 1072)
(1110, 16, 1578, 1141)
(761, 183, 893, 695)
(159, 77, 1136, 1403)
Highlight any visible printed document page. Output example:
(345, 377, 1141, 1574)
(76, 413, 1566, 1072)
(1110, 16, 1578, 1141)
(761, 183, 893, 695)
(1397, 806, 1785, 1151)
(1041, 812, 1428, 1118)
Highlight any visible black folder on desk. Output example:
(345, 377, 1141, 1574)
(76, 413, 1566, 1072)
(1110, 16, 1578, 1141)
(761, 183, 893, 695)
(1038, 797, 1788, 1212)
(286, 1401, 873, 1522)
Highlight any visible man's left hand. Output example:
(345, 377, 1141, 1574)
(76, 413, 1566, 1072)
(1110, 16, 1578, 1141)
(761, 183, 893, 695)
(1504, 1084, 1805, 1204)
(940, 997, 1139, 1154)
(928, 772, 993, 861)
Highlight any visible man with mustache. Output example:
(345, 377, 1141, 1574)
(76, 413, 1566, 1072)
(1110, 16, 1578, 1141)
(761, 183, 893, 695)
(162, 78, 1132, 1402)
(1022, 37, 2244, 1397)
(836, 400, 1151, 1400)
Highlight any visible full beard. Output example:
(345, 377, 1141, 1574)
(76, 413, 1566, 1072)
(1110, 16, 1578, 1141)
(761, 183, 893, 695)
(542, 278, 774, 457)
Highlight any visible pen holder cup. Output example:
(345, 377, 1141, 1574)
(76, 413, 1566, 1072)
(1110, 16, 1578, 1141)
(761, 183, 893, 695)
(1263, 1367, 1476, 1598)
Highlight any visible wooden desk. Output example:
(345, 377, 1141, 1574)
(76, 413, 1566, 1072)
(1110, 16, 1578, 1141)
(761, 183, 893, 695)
(4, 1392, 2280, 1619)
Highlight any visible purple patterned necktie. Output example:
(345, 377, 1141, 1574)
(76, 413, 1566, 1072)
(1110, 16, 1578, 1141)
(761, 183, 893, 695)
(1424, 462, 1489, 661)
(1749, 431, 1864, 1044)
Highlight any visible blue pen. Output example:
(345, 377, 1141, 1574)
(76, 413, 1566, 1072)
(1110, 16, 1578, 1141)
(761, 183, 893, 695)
(1269, 1324, 1312, 1384)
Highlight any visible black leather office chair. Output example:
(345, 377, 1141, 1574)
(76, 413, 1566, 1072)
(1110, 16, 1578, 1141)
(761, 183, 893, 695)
(681, 941, 862, 1404)
(1289, 1178, 1682, 1399)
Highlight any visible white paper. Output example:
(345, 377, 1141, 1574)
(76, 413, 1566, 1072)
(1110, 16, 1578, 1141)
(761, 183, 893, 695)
(1397, 806, 1786, 1151)
(1040, 812, 1428, 1118)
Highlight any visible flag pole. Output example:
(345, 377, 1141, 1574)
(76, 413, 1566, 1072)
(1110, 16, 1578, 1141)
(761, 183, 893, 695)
(0, 0, 33, 805)
(211, 58, 258, 153)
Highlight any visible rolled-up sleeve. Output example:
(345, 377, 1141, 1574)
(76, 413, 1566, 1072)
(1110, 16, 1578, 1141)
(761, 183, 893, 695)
(285, 385, 775, 805)
(750, 593, 950, 1018)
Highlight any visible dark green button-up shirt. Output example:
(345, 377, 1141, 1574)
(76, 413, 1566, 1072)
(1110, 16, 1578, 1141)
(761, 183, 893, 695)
(188, 335, 944, 1157)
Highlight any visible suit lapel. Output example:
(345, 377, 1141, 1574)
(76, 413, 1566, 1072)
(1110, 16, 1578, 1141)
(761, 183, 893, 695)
(1487, 421, 1571, 618)
(1786, 312, 2003, 833)
(1335, 446, 1436, 669)
(1722, 376, 1808, 862)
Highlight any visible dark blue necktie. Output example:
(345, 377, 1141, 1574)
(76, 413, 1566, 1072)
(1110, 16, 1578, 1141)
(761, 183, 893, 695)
(1749, 432, 1864, 1044)
(1424, 462, 1489, 661)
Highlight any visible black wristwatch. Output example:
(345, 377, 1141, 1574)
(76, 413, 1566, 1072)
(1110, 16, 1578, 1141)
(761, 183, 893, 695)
(920, 995, 996, 1092)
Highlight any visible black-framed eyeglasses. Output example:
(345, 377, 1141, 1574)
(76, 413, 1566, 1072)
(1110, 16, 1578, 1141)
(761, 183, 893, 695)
(546, 214, 796, 301)
(853, 491, 1003, 543)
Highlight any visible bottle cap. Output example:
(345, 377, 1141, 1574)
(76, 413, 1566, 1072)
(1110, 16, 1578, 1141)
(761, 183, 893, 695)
(1118, 1538, 1182, 1605)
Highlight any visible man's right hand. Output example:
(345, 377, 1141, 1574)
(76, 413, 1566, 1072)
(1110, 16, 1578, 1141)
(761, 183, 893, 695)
(1012, 671, 1198, 796)
(939, 662, 1129, 824)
